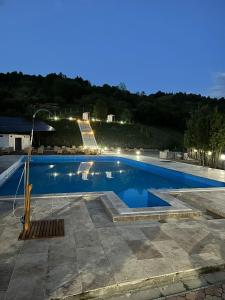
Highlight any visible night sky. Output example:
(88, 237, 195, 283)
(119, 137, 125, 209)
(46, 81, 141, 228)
(0, 0, 225, 96)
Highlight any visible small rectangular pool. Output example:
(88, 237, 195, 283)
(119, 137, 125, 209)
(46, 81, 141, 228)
(0, 156, 225, 208)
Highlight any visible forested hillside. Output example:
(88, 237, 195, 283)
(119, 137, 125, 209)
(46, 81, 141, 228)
(1, 72, 225, 132)
(41, 120, 183, 149)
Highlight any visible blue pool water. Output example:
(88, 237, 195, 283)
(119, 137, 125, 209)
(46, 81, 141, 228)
(0, 156, 225, 208)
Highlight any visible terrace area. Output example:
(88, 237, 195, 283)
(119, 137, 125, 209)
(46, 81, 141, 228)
(1, 155, 225, 300)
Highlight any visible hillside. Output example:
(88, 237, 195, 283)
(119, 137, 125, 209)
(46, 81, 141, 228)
(40, 120, 183, 150)
(1, 72, 225, 134)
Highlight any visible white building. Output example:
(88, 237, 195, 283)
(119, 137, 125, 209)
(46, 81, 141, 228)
(82, 112, 90, 121)
(0, 116, 55, 151)
(0, 134, 30, 151)
(107, 114, 115, 123)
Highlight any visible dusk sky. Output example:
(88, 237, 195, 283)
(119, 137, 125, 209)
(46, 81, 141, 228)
(0, 0, 225, 97)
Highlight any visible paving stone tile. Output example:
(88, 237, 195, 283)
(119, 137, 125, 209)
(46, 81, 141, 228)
(182, 276, 208, 290)
(85, 199, 103, 210)
(48, 237, 76, 266)
(165, 225, 211, 248)
(0, 263, 14, 291)
(20, 239, 49, 254)
(76, 246, 116, 291)
(5, 275, 47, 300)
(74, 228, 100, 248)
(80, 265, 116, 291)
(0, 201, 13, 220)
(203, 271, 225, 284)
(112, 258, 149, 283)
(11, 253, 48, 277)
(190, 253, 225, 270)
(76, 245, 107, 270)
(87, 207, 106, 216)
(102, 286, 162, 300)
(69, 217, 95, 231)
(89, 212, 114, 228)
(0, 292, 5, 300)
(4, 253, 48, 300)
(0, 232, 22, 257)
(98, 228, 137, 264)
(46, 262, 82, 298)
(141, 257, 175, 278)
(160, 282, 186, 296)
(152, 240, 194, 272)
(126, 240, 163, 260)
(141, 226, 171, 241)
(116, 226, 148, 241)
(152, 239, 186, 257)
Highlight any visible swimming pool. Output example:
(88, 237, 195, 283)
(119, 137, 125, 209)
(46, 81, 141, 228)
(0, 156, 225, 208)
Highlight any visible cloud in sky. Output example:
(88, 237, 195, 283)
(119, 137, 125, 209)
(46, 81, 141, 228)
(209, 72, 225, 99)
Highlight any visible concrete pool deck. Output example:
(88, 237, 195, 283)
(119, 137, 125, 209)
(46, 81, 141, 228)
(1, 154, 225, 299)
(0, 156, 22, 175)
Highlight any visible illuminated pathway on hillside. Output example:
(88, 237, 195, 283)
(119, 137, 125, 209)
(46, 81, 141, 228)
(77, 120, 98, 149)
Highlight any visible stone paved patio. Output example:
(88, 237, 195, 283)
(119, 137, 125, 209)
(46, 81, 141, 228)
(1, 154, 225, 299)
(1, 193, 225, 300)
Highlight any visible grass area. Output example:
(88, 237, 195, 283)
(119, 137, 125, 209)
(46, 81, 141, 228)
(40, 120, 183, 150)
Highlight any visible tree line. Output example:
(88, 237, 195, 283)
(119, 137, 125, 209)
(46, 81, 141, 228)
(1, 72, 225, 133)
(184, 106, 225, 168)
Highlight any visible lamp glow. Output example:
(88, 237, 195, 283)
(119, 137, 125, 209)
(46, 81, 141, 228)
(221, 154, 225, 160)
(136, 150, 141, 155)
(208, 151, 212, 156)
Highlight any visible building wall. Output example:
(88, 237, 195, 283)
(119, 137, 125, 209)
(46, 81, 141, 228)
(0, 134, 30, 150)
(0, 134, 9, 148)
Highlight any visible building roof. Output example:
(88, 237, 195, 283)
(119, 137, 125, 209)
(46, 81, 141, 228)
(0, 117, 55, 133)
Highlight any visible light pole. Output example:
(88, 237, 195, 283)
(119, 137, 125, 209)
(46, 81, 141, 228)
(23, 109, 52, 232)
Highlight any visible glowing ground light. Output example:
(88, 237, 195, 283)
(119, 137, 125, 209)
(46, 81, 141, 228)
(208, 151, 212, 155)
(68, 172, 73, 177)
(117, 161, 120, 165)
(68, 117, 73, 121)
(221, 154, 225, 160)
(53, 172, 59, 177)
(117, 148, 121, 154)
(49, 165, 55, 168)
(136, 150, 141, 155)
(54, 116, 59, 121)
